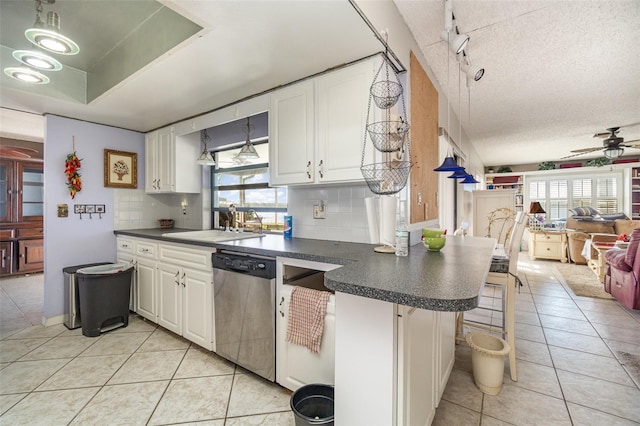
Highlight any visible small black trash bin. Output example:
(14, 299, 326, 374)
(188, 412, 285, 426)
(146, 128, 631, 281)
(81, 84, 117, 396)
(290, 384, 334, 426)
(77, 263, 133, 337)
(63, 262, 112, 330)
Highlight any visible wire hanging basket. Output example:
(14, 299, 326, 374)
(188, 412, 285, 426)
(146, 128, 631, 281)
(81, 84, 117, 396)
(366, 120, 410, 152)
(370, 80, 403, 109)
(360, 161, 412, 195)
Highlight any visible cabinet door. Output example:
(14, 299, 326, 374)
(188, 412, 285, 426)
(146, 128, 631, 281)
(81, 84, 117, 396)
(17, 238, 43, 273)
(398, 306, 437, 426)
(269, 81, 315, 185)
(0, 240, 13, 275)
(0, 159, 14, 223)
(157, 263, 182, 334)
(145, 131, 158, 193)
(436, 311, 456, 401)
(316, 61, 373, 183)
(117, 253, 136, 312)
(157, 126, 175, 192)
(136, 257, 157, 322)
(16, 162, 43, 222)
(182, 268, 213, 350)
(276, 287, 335, 391)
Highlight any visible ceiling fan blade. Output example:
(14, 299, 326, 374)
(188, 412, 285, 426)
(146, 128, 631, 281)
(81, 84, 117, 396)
(569, 147, 602, 154)
(560, 151, 596, 160)
(623, 139, 640, 146)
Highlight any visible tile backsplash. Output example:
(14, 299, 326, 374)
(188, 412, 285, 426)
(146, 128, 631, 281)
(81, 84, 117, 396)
(113, 189, 202, 230)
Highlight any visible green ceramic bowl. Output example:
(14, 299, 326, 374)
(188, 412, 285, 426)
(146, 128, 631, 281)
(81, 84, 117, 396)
(422, 228, 445, 238)
(423, 236, 446, 251)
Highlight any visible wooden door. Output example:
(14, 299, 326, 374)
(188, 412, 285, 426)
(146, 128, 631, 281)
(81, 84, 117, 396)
(17, 238, 43, 273)
(409, 52, 439, 223)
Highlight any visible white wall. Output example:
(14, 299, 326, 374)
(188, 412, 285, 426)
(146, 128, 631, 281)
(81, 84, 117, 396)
(0, 107, 45, 142)
(44, 115, 144, 320)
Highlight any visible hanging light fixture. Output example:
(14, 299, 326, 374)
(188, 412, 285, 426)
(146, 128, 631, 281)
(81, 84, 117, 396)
(25, 0, 79, 55)
(448, 168, 468, 179)
(440, 30, 470, 55)
(237, 117, 259, 159)
(434, 155, 464, 172)
(461, 55, 484, 82)
(604, 146, 624, 159)
(196, 129, 215, 166)
(12, 49, 62, 71)
(460, 173, 480, 184)
(4, 67, 50, 84)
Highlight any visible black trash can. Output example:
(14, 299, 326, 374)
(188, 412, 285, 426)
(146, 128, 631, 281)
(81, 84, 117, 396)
(77, 263, 133, 337)
(63, 262, 112, 330)
(290, 384, 334, 426)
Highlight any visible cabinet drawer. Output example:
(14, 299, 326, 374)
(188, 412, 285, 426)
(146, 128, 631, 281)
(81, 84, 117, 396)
(0, 229, 14, 239)
(534, 242, 562, 258)
(17, 228, 43, 238)
(533, 233, 562, 243)
(117, 237, 134, 253)
(135, 241, 158, 258)
(159, 244, 213, 271)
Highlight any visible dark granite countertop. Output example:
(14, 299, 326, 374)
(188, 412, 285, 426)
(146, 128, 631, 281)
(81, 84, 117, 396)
(115, 228, 496, 311)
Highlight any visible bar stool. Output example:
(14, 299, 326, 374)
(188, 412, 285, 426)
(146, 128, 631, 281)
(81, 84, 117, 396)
(456, 211, 526, 381)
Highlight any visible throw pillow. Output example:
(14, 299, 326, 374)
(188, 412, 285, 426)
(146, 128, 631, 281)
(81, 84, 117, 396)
(569, 206, 599, 217)
(600, 212, 628, 220)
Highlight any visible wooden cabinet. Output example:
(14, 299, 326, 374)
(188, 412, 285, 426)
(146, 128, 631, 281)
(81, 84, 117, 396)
(145, 126, 200, 193)
(528, 231, 568, 262)
(269, 58, 376, 186)
(0, 159, 44, 277)
(631, 166, 640, 219)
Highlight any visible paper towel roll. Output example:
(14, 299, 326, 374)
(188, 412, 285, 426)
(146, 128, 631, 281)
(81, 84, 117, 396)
(365, 197, 380, 244)
(379, 195, 397, 247)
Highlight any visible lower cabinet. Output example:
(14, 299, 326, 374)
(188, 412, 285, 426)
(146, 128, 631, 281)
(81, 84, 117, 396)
(136, 256, 158, 322)
(277, 287, 335, 390)
(17, 238, 44, 273)
(158, 263, 213, 350)
(1, 240, 13, 275)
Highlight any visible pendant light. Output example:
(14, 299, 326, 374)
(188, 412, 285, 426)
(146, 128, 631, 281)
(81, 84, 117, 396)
(460, 173, 480, 184)
(448, 168, 468, 179)
(237, 117, 259, 159)
(25, 0, 79, 55)
(4, 67, 50, 84)
(12, 50, 62, 71)
(196, 129, 215, 166)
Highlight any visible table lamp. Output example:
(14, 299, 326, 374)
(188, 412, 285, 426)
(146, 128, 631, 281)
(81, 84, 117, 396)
(528, 201, 546, 230)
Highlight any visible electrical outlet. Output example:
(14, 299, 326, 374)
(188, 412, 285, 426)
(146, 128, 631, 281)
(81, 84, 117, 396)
(313, 202, 326, 219)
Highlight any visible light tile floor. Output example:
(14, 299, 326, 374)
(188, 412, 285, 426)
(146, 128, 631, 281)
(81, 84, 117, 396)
(1, 256, 640, 425)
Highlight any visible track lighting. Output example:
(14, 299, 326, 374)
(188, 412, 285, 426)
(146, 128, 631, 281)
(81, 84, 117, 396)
(461, 56, 484, 82)
(440, 30, 470, 55)
(25, 0, 79, 55)
(12, 49, 62, 71)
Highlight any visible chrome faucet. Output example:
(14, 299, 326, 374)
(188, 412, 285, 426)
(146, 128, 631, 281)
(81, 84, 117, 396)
(247, 209, 263, 234)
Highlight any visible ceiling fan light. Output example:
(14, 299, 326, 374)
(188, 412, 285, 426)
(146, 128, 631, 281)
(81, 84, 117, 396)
(12, 50, 62, 71)
(603, 146, 624, 159)
(4, 66, 49, 84)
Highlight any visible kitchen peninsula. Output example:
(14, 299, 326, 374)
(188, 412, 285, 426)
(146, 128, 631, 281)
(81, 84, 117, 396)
(115, 229, 496, 425)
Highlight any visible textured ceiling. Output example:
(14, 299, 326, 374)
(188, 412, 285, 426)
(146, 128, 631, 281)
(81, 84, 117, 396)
(394, 0, 640, 166)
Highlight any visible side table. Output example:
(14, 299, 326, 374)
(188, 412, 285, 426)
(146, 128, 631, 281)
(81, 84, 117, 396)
(589, 242, 615, 282)
(528, 230, 568, 262)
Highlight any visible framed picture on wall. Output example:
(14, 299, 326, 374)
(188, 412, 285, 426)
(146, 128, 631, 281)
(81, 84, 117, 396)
(104, 149, 137, 188)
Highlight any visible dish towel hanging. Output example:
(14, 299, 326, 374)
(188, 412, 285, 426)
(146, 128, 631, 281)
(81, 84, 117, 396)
(286, 286, 331, 354)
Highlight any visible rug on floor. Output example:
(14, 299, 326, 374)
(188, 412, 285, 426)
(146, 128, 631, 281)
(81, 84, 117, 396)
(554, 262, 613, 299)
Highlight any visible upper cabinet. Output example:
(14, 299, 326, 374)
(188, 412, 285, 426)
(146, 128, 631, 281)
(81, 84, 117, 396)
(145, 126, 200, 193)
(269, 58, 378, 186)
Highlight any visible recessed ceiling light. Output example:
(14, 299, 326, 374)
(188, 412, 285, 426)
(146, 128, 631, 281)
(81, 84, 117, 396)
(25, 27, 79, 55)
(4, 67, 50, 84)
(12, 49, 62, 71)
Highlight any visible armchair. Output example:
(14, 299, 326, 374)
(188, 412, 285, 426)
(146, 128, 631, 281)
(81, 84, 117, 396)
(604, 228, 640, 310)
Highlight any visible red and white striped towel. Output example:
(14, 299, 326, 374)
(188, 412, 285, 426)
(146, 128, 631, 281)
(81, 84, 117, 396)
(286, 286, 331, 354)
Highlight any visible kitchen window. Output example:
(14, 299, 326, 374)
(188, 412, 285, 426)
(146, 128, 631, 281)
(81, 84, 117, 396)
(212, 142, 287, 231)
(527, 172, 622, 220)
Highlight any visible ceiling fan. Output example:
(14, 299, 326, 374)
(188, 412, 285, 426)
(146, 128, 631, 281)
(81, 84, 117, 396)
(562, 127, 640, 159)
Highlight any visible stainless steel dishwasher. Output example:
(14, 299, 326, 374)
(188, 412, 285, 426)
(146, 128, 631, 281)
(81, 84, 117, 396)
(212, 251, 276, 381)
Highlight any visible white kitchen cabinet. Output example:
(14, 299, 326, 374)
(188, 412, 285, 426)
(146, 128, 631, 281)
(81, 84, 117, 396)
(157, 243, 214, 350)
(136, 256, 157, 322)
(437, 311, 456, 401)
(116, 237, 136, 311)
(145, 125, 200, 193)
(269, 58, 378, 186)
(276, 257, 340, 391)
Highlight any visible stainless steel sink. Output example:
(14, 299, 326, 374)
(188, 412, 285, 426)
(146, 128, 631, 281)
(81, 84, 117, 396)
(162, 230, 265, 243)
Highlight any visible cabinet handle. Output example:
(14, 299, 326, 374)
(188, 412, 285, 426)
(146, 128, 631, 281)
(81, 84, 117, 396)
(174, 271, 180, 286)
(157, 179, 160, 189)
(318, 160, 324, 178)
(1, 249, 5, 269)
(306, 161, 311, 179)
(279, 296, 285, 317)
(181, 272, 186, 287)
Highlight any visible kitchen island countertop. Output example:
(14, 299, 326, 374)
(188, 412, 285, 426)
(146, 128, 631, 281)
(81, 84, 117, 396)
(115, 228, 496, 312)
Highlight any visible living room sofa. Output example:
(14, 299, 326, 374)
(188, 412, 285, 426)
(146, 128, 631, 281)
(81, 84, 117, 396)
(604, 228, 640, 310)
(566, 217, 640, 264)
